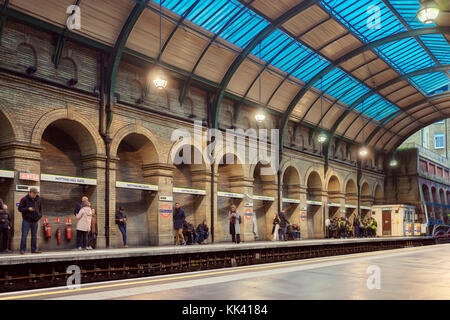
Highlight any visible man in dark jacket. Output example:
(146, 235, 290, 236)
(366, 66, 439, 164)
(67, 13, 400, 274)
(278, 210, 290, 241)
(18, 188, 43, 254)
(0, 203, 11, 253)
(196, 220, 209, 244)
(173, 203, 186, 245)
(115, 207, 127, 247)
(183, 218, 196, 245)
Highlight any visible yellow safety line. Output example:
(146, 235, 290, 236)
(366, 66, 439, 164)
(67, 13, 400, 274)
(0, 244, 443, 300)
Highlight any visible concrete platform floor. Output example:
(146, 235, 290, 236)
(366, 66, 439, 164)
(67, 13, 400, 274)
(0, 236, 429, 265)
(1, 243, 448, 300)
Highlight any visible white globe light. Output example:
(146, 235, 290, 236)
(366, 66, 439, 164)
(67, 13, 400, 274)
(255, 109, 266, 123)
(417, 1, 440, 24)
(318, 132, 327, 144)
(153, 70, 167, 89)
(359, 146, 368, 157)
(390, 159, 399, 167)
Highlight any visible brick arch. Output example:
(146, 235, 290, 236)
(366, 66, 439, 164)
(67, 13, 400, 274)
(249, 161, 277, 183)
(110, 123, 160, 163)
(325, 171, 342, 193)
(167, 139, 209, 171)
(31, 108, 105, 155)
(0, 100, 24, 142)
(344, 176, 357, 194)
(305, 167, 323, 189)
(213, 148, 246, 177)
(280, 160, 302, 186)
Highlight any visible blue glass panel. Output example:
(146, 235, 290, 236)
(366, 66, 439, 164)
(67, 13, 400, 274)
(410, 72, 450, 95)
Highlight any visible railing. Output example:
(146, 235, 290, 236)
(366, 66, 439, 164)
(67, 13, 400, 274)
(398, 142, 449, 167)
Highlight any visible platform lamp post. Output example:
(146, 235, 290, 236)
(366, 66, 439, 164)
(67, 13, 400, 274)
(153, 0, 167, 90)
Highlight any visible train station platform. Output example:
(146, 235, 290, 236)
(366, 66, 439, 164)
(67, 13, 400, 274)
(0, 236, 435, 293)
(0, 236, 433, 266)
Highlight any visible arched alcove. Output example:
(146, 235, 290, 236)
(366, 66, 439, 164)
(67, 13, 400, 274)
(306, 171, 323, 239)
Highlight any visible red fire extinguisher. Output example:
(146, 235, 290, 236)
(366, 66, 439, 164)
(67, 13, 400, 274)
(43, 218, 51, 239)
(65, 218, 72, 241)
(56, 228, 61, 245)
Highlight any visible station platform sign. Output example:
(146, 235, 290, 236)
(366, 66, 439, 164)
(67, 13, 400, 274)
(41, 173, 96, 185)
(116, 181, 158, 191)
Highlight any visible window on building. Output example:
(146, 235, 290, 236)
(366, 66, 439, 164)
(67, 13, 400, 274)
(434, 133, 445, 149)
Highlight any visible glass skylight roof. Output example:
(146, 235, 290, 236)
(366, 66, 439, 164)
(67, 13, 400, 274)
(321, 0, 450, 96)
(154, 0, 448, 124)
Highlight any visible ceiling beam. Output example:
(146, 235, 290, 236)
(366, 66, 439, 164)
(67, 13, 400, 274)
(211, 0, 322, 128)
(105, 0, 149, 134)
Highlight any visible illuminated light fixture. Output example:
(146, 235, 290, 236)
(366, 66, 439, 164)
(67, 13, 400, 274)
(389, 158, 399, 167)
(153, 69, 167, 90)
(255, 42, 265, 124)
(359, 146, 368, 157)
(318, 132, 327, 144)
(255, 108, 266, 123)
(417, 0, 440, 24)
(153, 0, 167, 89)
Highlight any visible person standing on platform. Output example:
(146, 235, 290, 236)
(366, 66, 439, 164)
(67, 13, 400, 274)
(115, 207, 128, 248)
(353, 214, 361, 238)
(87, 208, 98, 249)
(0, 204, 12, 253)
(173, 203, 186, 246)
(74, 196, 88, 250)
(229, 204, 241, 244)
(278, 209, 290, 241)
(272, 213, 280, 241)
(75, 201, 92, 250)
(325, 217, 331, 238)
(183, 218, 196, 245)
(196, 220, 209, 244)
(18, 187, 43, 254)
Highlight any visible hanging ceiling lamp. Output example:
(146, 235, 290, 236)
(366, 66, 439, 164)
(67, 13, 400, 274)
(389, 158, 399, 167)
(359, 146, 368, 157)
(255, 43, 266, 123)
(153, 0, 167, 89)
(317, 76, 327, 144)
(417, 0, 440, 24)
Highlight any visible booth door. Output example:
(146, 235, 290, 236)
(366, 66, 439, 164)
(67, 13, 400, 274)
(382, 211, 392, 236)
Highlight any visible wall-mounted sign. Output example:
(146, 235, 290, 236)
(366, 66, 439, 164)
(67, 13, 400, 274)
(253, 195, 275, 201)
(361, 206, 371, 210)
(282, 198, 300, 204)
(414, 223, 421, 236)
(173, 187, 206, 195)
(327, 202, 341, 208)
(116, 181, 158, 191)
(244, 208, 253, 221)
(41, 173, 96, 186)
(19, 172, 40, 181)
(382, 207, 392, 211)
(300, 211, 307, 222)
(160, 203, 172, 219)
(345, 204, 357, 209)
(16, 185, 40, 193)
(0, 170, 14, 179)
(218, 191, 244, 199)
(307, 200, 322, 206)
(405, 223, 413, 236)
(159, 196, 173, 202)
